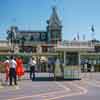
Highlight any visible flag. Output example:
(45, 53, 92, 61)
(77, 33, 79, 40)
(91, 25, 95, 32)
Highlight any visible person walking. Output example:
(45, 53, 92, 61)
(29, 57, 36, 80)
(9, 56, 17, 86)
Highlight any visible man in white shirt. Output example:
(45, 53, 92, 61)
(9, 56, 17, 85)
(29, 57, 36, 80)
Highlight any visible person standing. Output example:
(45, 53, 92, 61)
(16, 56, 24, 80)
(29, 57, 36, 80)
(9, 56, 17, 86)
(48, 58, 52, 73)
(4, 57, 9, 82)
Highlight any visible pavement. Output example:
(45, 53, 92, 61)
(0, 72, 100, 100)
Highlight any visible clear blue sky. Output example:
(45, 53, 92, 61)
(0, 0, 100, 40)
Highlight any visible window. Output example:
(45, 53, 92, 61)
(66, 52, 78, 65)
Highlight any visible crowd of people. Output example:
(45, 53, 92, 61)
(3, 56, 38, 86)
(0, 56, 63, 86)
(1, 55, 38, 86)
(2, 55, 25, 86)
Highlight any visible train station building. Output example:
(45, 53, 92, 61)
(0, 6, 100, 74)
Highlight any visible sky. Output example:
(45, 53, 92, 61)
(0, 0, 100, 40)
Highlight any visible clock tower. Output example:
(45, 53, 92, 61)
(47, 6, 62, 44)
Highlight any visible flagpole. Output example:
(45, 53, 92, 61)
(92, 31, 95, 40)
(91, 24, 95, 40)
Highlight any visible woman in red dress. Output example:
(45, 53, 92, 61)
(16, 56, 24, 80)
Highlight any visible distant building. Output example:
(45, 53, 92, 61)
(7, 6, 62, 53)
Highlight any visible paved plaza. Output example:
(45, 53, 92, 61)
(0, 73, 100, 100)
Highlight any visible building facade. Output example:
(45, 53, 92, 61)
(56, 40, 100, 72)
(7, 6, 62, 53)
(0, 6, 100, 72)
